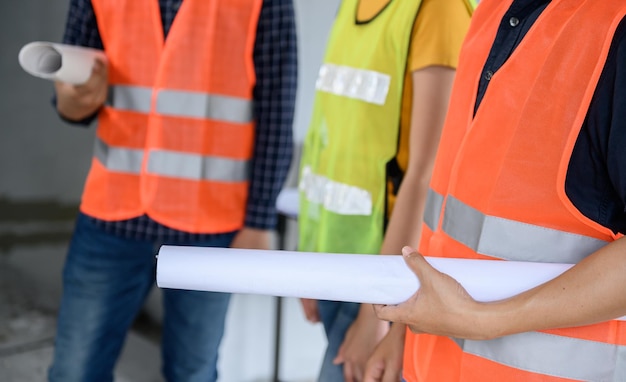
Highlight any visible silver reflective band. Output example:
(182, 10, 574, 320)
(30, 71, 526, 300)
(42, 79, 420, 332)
(459, 331, 626, 381)
(106, 86, 255, 123)
(147, 150, 249, 182)
(299, 165, 372, 216)
(108, 85, 152, 113)
(316, 63, 391, 106)
(424, 189, 607, 264)
(442, 195, 608, 263)
(93, 139, 249, 181)
(156, 90, 254, 123)
(423, 189, 444, 231)
(94, 138, 144, 174)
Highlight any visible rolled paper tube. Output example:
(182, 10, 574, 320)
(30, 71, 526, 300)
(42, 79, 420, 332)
(156, 246, 577, 305)
(18, 41, 106, 85)
(275, 188, 299, 218)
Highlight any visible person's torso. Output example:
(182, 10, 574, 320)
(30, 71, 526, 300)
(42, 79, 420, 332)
(298, 0, 422, 254)
(81, 0, 261, 234)
(405, 0, 626, 380)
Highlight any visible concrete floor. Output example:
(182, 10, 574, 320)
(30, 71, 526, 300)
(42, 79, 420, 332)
(0, 254, 165, 382)
(0, 220, 326, 382)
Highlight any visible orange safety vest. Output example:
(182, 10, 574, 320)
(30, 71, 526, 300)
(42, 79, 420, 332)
(82, 0, 261, 233)
(404, 1, 626, 381)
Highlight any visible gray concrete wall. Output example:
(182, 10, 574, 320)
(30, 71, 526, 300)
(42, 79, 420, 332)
(1, 0, 94, 203)
(0, 0, 90, 307)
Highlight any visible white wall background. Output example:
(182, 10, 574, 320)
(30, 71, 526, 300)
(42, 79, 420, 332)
(292, 0, 340, 143)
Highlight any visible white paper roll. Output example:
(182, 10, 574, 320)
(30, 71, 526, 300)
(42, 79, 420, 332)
(156, 246, 575, 305)
(18, 41, 106, 85)
(276, 187, 299, 218)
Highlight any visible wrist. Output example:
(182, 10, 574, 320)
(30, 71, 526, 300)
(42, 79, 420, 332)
(471, 298, 527, 340)
(57, 99, 101, 122)
(389, 322, 407, 339)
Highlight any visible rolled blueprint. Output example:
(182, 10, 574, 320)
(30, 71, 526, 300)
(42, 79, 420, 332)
(18, 41, 106, 85)
(275, 187, 299, 218)
(156, 246, 575, 305)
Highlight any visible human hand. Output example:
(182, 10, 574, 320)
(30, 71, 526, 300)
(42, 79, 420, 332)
(374, 247, 484, 340)
(299, 298, 320, 323)
(229, 227, 272, 250)
(334, 305, 389, 382)
(55, 58, 108, 121)
(363, 323, 405, 382)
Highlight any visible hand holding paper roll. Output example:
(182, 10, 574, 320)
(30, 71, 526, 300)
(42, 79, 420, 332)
(55, 59, 108, 121)
(155, 245, 575, 305)
(18, 41, 107, 85)
(19, 41, 109, 121)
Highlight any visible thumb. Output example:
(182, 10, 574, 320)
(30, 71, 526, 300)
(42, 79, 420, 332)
(401, 246, 431, 281)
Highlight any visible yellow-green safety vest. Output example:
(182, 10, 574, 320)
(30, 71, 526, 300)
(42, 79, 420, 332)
(298, 0, 423, 254)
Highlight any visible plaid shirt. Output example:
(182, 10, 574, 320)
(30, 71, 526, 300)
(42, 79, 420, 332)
(60, 0, 297, 241)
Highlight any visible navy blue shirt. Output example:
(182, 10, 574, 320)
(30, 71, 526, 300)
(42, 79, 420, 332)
(475, 0, 626, 234)
(58, 0, 297, 240)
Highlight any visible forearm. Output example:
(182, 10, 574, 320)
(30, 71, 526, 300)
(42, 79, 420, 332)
(481, 237, 626, 339)
(380, 66, 454, 255)
(380, 174, 429, 255)
(387, 318, 407, 342)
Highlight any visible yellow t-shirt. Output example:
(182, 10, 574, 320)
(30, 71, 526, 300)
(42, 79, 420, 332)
(388, 0, 472, 215)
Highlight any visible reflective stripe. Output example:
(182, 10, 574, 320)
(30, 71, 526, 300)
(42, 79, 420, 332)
(458, 331, 626, 381)
(451, 337, 465, 349)
(299, 165, 372, 216)
(94, 138, 144, 174)
(93, 139, 249, 181)
(442, 195, 608, 263)
(430, 190, 626, 378)
(106, 86, 255, 123)
(108, 85, 152, 113)
(147, 150, 249, 182)
(423, 189, 444, 231)
(316, 63, 391, 105)
(156, 90, 254, 123)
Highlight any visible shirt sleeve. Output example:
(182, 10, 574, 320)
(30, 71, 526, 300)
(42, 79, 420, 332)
(245, 0, 297, 229)
(61, 0, 103, 49)
(52, 0, 103, 126)
(408, 0, 472, 72)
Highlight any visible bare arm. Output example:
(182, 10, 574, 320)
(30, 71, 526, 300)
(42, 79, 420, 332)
(379, 66, 455, 255)
(375, 238, 626, 340)
(346, 66, 454, 382)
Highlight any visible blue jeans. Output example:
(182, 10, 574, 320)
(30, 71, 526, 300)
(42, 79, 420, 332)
(48, 213, 236, 382)
(317, 300, 360, 382)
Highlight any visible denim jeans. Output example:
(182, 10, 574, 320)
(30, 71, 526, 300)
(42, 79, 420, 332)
(316, 300, 360, 382)
(48, 213, 236, 382)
